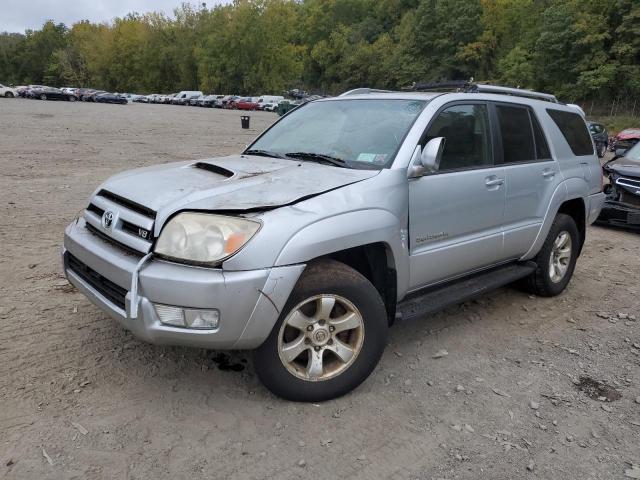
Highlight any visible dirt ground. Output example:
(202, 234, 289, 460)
(1, 99, 639, 480)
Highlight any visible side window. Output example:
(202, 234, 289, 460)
(424, 104, 492, 171)
(546, 109, 594, 156)
(495, 105, 536, 163)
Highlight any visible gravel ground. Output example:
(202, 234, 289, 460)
(1, 99, 639, 480)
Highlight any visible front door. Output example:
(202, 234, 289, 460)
(408, 102, 506, 290)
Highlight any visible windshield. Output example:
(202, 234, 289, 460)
(624, 142, 640, 162)
(247, 99, 427, 169)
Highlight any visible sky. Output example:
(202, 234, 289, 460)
(1, 0, 230, 33)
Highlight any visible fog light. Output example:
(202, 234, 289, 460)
(154, 304, 219, 330)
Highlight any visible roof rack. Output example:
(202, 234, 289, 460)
(403, 81, 558, 103)
(339, 88, 393, 96)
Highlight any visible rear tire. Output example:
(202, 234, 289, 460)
(40, 94, 47, 100)
(5, 92, 14, 98)
(521, 213, 579, 297)
(254, 260, 388, 402)
(597, 143, 606, 158)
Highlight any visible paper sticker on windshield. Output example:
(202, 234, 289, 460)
(358, 153, 388, 164)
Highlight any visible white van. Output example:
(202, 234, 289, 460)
(258, 95, 284, 105)
(172, 91, 203, 105)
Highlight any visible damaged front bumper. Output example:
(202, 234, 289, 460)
(63, 218, 305, 349)
(597, 200, 640, 230)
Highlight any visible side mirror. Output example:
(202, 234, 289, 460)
(614, 148, 627, 158)
(420, 137, 445, 172)
(408, 137, 445, 178)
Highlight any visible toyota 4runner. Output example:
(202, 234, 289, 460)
(63, 83, 605, 401)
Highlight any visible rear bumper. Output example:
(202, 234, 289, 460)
(587, 192, 606, 224)
(63, 218, 305, 349)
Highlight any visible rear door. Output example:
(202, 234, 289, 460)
(492, 102, 561, 259)
(408, 102, 506, 289)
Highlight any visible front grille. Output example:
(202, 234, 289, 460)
(83, 191, 156, 254)
(620, 192, 640, 207)
(616, 176, 640, 190)
(87, 203, 104, 217)
(67, 253, 127, 310)
(85, 223, 143, 257)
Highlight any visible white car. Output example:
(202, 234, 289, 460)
(0, 83, 18, 98)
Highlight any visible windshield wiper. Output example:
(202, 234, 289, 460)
(285, 152, 348, 168)
(244, 149, 288, 159)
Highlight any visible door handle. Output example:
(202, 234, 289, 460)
(485, 177, 504, 187)
(542, 169, 555, 179)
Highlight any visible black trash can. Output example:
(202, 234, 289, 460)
(241, 115, 250, 129)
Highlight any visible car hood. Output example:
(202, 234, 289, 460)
(96, 155, 378, 229)
(607, 158, 640, 178)
(615, 129, 640, 140)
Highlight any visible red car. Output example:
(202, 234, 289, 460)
(611, 128, 640, 153)
(234, 97, 260, 110)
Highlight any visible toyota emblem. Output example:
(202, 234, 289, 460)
(102, 211, 114, 229)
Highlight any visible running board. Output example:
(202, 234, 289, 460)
(397, 262, 537, 321)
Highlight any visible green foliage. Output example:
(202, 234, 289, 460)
(0, 0, 637, 107)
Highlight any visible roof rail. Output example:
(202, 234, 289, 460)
(474, 84, 558, 103)
(340, 88, 393, 96)
(404, 81, 558, 103)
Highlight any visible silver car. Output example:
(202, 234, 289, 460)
(63, 84, 605, 401)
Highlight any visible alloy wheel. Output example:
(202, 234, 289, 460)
(549, 231, 572, 283)
(277, 294, 365, 381)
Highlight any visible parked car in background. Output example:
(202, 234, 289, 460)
(0, 83, 17, 98)
(587, 121, 608, 158)
(234, 97, 260, 110)
(95, 92, 128, 105)
(61, 87, 77, 95)
(260, 101, 279, 112)
(257, 95, 284, 110)
(83, 90, 106, 102)
(15, 85, 30, 97)
(611, 128, 640, 154)
(172, 91, 203, 105)
(189, 95, 203, 106)
(598, 141, 640, 230)
(22, 85, 45, 98)
(32, 86, 78, 101)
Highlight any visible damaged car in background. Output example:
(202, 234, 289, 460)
(598, 141, 640, 230)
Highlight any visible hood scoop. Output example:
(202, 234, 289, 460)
(192, 162, 234, 178)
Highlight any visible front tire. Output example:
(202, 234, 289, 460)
(597, 143, 606, 158)
(40, 94, 47, 100)
(522, 213, 579, 297)
(5, 92, 14, 98)
(254, 260, 388, 402)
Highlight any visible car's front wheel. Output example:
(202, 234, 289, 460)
(5, 92, 14, 98)
(522, 213, 579, 297)
(39, 94, 47, 100)
(254, 260, 388, 402)
(597, 143, 606, 158)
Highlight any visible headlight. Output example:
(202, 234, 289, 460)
(155, 212, 260, 264)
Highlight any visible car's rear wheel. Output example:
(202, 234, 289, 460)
(5, 92, 14, 98)
(597, 143, 606, 158)
(40, 94, 47, 100)
(522, 213, 579, 297)
(254, 260, 388, 402)
(68, 95, 76, 102)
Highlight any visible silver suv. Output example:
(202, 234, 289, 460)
(63, 84, 605, 401)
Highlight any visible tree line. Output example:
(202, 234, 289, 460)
(0, 0, 638, 105)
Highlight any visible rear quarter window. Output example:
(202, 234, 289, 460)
(546, 109, 594, 156)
